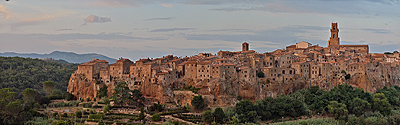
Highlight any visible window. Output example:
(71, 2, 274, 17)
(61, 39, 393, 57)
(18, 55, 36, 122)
(333, 34, 335, 38)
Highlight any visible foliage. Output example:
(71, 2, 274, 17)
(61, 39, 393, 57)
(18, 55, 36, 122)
(349, 97, 371, 116)
(191, 95, 206, 110)
(111, 82, 144, 107)
(213, 107, 225, 124)
(149, 103, 164, 112)
(327, 101, 348, 120)
(271, 118, 339, 125)
(103, 104, 112, 113)
(101, 97, 110, 105)
(88, 114, 104, 119)
(50, 89, 63, 99)
(75, 111, 82, 118)
(256, 71, 265, 78)
(138, 107, 145, 121)
(235, 100, 258, 123)
(202, 109, 213, 123)
(22, 88, 41, 106)
(0, 57, 77, 98)
(151, 113, 161, 121)
(24, 117, 53, 125)
(42, 81, 55, 97)
(373, 93, 392, 115)
(63, 92, 75, 101)
(96, 85, 108, 98)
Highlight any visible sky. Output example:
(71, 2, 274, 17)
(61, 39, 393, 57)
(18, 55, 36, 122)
(0, 0, 399, 61)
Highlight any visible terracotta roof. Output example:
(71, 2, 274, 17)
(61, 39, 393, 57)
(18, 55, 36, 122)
(339, 45, 368, 47)
(79, 59, 108, 66)
(137, 58, 150, 62)
(286, 45, 296, 48)
(221, 63, 234, 66)
(198, 61, 211, 65)
(156, 72, 168, 75)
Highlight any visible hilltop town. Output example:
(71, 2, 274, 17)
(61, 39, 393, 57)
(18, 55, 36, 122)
(68, 23, 400, 107)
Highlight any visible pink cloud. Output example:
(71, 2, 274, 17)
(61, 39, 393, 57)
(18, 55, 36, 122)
(161, 4, 173, 8)
(0, 4, 12, 20)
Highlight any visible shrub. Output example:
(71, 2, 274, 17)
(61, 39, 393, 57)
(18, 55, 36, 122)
(89, 114, 104, 119)
(86, 98, 91, 102)
(152, 113, 161, 121)
(75, 111, 82, 118)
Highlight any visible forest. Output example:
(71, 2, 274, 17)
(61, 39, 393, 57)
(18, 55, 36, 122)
(0, 57, 77, 99)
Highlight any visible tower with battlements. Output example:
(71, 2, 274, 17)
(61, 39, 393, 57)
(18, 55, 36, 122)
(328, 23, 340, 47)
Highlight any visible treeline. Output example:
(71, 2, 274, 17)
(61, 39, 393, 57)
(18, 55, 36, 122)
(0, 57, 78, 98)
(200, 84, 400, 124)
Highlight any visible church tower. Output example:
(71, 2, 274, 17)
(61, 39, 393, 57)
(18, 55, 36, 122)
(242, 42, 249, 51)
(328, 23, 340, 47)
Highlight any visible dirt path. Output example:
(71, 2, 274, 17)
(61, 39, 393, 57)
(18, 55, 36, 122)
(163, 115, 196, 125)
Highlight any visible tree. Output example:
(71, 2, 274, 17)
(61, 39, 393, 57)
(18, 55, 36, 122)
(97, 85, 108, 98)
(22, 88, 41, 106)
(111, 81, 133, 106)
(5, 99, 24, 117)
(138, 107, 145, 121)
(327, 101, 348, 120)
(151, 113, 161, 121)
(43, 81, 55, 96)
(75, 111, 82, 118)
(191, 95, 206, 110)
(111, 82, 144, 107)
(50, 89, 63, 99)
(103, 104, 112, 113)
(213, 107, 225, 124)
(202, 109, 213, 123)
(373, 93, 392, 115)
(63, 92, 75, 101)
(256, 71, 265, 78)
(235, 100, 257, 123)
(349, 97, 371, 116)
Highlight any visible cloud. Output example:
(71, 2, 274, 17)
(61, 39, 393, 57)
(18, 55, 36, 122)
(55, 28, 74, 31)
(144, 17, 175, 21)
(151, 28, 195, 32)
(0, 4, 12, 20)
(161, 4, 173, 7)
(83, 14, 111, 25)
(11, 12, 74, 30)
(361, 28, 392, 34)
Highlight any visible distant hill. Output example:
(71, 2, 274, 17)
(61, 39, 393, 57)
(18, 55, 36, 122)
(0, 51, 117, 63)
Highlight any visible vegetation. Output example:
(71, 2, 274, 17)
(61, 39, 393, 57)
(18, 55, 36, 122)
(151, 113, 161, 121)
(111, 81, 144, 107)
(191, 95, 206, 110)
(256, 71, 265, 78)
(0, 57, 77, 99)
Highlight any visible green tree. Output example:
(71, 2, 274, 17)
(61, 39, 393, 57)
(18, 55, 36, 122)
(50, 89, 63, 99)
(43, 81, 55, 96)
(191, 95, 206, 110)
(75, 111, 82, 118)
(373, 93, 392, 115)
(349, 97, 371, 116)
(235, 100, 257, 123)
(63, 92, 75, 101)
(327, 101, 348, 120)
(97, 85, 108, 98)
(151, 113, 161, 121)
(111, 82, 144, 107)
(202, 109, 213, 123)
(5, 99, 24, 117)
(103, 104, 112, 113)
(22, 88, 41, 106)
(138, 107, 145, 121)
(213, 107, 225, 124)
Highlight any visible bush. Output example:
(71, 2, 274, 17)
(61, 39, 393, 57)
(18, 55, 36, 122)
(256, 71, 265, 78)
(86, 98, 91, 102)
(75, 111, 82, 118)
(152, 113, 161, 121)
(149, 103, 164, 112)
(191, 95, 206, 110)
(89, 114, 104, 119)
(93, 98, 96, 102)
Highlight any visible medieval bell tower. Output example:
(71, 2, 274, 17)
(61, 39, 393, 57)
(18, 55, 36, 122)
(242, 42, 249, 51)
(328, 23, 340, 47)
